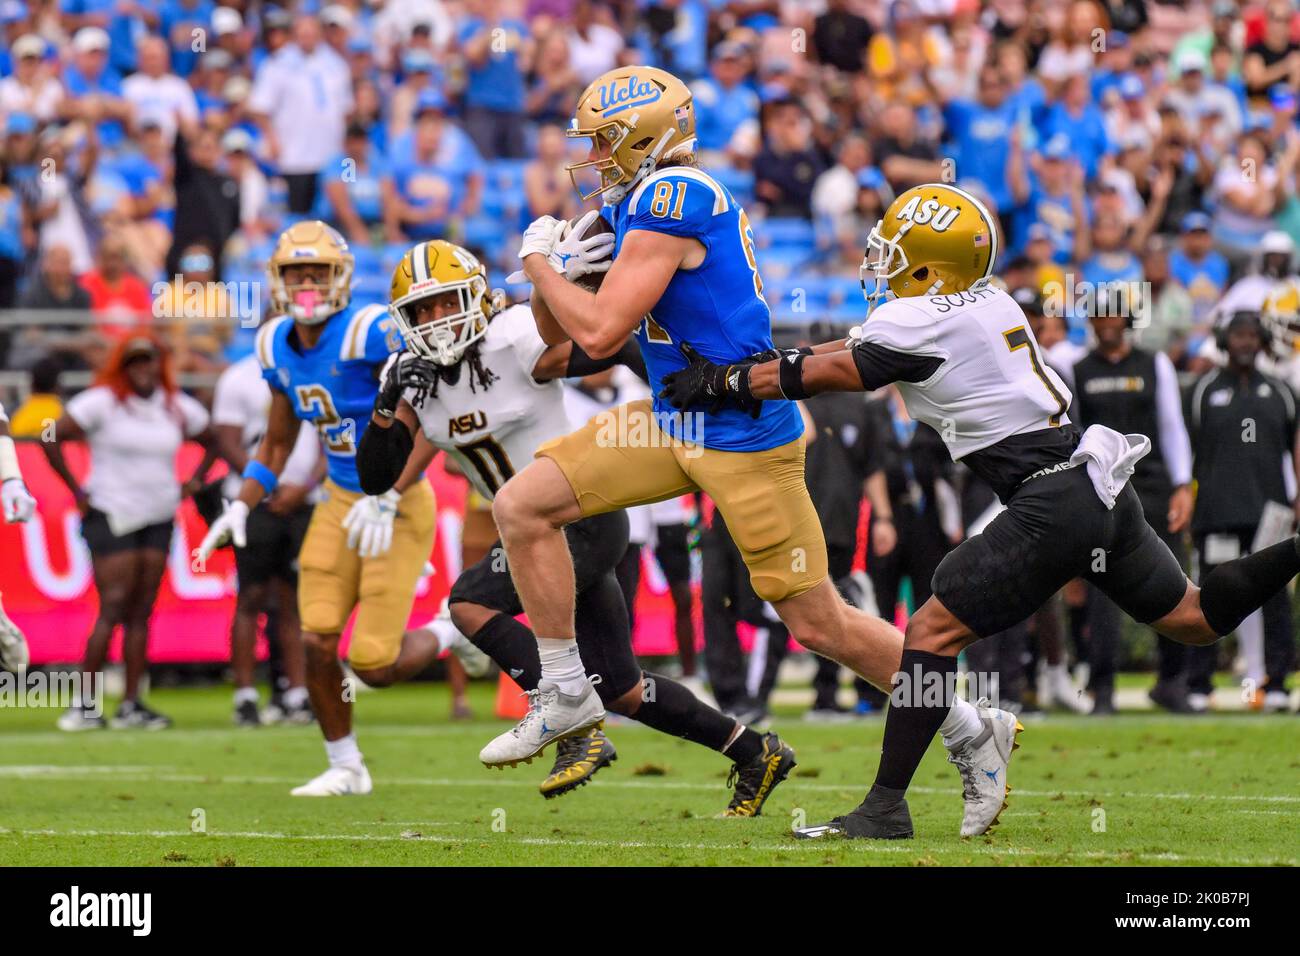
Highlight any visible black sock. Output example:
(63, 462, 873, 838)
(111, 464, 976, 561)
(468, 613, 541, 691)
(874, 650, 958, 792)
(1068, 603, 1089, 660)
(1201, 537, 1300, 636)
(635, 671, 764, 764)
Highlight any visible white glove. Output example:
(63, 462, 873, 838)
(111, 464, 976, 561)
(507, 215, 568, 283)
(550, 209, 615, 281)
(197, 499, 249, 563)
(1, 478, 36, 523)
(342, 489, 401, 559)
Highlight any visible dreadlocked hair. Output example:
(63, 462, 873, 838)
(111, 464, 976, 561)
(465, 340, 499, 394)
(410, 341, 498, 408)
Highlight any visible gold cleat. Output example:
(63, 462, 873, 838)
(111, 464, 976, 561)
(539, 727, 617, 799)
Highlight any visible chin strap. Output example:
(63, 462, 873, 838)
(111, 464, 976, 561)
(604, 125, 679, 205)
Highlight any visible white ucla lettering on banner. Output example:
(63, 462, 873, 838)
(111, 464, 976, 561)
(19, 514, 91, 601)
(169, 524, 227, 600)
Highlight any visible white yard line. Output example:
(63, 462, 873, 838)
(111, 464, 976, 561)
(0, 825, 1284, 865)
(2, 763, 1296, 804)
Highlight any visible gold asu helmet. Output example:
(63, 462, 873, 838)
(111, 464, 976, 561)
(861, 182, 998, 306)
(389, 240, 501, 366)
(565, 65, 696, 203)
(267, 220, 354, 324)
(1261, 277, 1300, 356)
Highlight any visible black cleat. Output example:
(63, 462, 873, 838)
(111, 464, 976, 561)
(1090, 694, 1117, 716)
(234, 699, 261, 727)
(539, 727, 617, 799)
(723, 732, 796, 817)
(1148, 679, 1192, 714)
(792, 784, 914, 839)
(110, 700, 172, 730)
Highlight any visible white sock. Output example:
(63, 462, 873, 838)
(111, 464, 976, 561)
(536, 637, 587, 695)
(324, 734, 363, 770)
(415, 613, 462, 655)
(283, 686, 308, 709)
(233, 687, 259, 706)
(939, 696, 983, 750)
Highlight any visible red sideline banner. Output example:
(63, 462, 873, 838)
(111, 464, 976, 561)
(1, 442, 694, 665)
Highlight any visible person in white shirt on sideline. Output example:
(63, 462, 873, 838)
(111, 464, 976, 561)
(42, 335, 216, 731)
(208, 353, 322, 727)
(0, 400, 38, 674)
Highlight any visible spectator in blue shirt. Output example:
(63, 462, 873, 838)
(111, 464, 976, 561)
(1090, 31, 1134, 106)
(1041, 74, 1113, 182)
(159, 0, 214, 79)
(383, 90, 484, 243)
(690, 41, 759, 158)
(1016, 134, 1088, 264)
(942, 62, 1019, 212)
(1169, 211, 1230, 324)
(61, 27, 130, 150)
(59, 0, 145, 77)
(996, 39, 1048, 142)
(319, 123, 388, 245)
(459, 1, 532, 159)
(525, 26, 582, 127)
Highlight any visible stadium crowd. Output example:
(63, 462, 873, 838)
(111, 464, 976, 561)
(2, 0, 1299, 724)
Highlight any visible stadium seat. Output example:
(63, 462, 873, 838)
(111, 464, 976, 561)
(756, 217, 816, 250)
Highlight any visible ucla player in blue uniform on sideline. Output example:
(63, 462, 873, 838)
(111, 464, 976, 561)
(198, 221, 445, 797)
(481, 66, 989, 826)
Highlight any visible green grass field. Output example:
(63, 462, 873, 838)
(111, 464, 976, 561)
(1, 682, 1296, 866)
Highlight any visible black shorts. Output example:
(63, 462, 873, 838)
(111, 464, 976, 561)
(81, 508, 173, 556)
(450, 510, 643, 700)
(450, 510, 630, 612)
(653, 522, 692, 586)
(932, 465, 1188, 638)
(234, 503, 313, 585)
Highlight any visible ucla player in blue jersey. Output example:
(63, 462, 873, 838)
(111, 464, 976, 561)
(478, 67, 965, 802)
(198, 221, 441, 797)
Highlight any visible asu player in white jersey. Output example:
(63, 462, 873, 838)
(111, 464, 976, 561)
(662, 182, 1300, 839)
(198, 221, 445, 797)
(358, 238, 796, 814)
(0, 401, 38, 672)
(1259, 279, 1300, 394)
(479, 66, 1009, 837)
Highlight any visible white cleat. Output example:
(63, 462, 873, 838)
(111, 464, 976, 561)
(480, 679, 605, 768)
(948, 706, 1023, 837)
(290, 763, 373, 797)
(0, 596, 29, 672)
(449, 630, 492, 678)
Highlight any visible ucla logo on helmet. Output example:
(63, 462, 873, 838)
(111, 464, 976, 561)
(894, 195, 960, 232)
(599, 76, 661, 117)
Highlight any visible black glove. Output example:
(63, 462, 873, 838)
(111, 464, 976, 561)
(658, 343, 762, 418)
(746, 345, 811, 365)
(374, 353, 440, 418)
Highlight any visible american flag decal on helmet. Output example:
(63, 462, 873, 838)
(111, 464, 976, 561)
(973, 232, 988, 246)
(675, 105, 690, 134)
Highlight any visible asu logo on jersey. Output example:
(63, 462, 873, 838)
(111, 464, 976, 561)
(449, 411, 488, 437)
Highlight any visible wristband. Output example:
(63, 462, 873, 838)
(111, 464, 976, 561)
(243, 460, 279, 496)
(776, 352, 810, 400)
